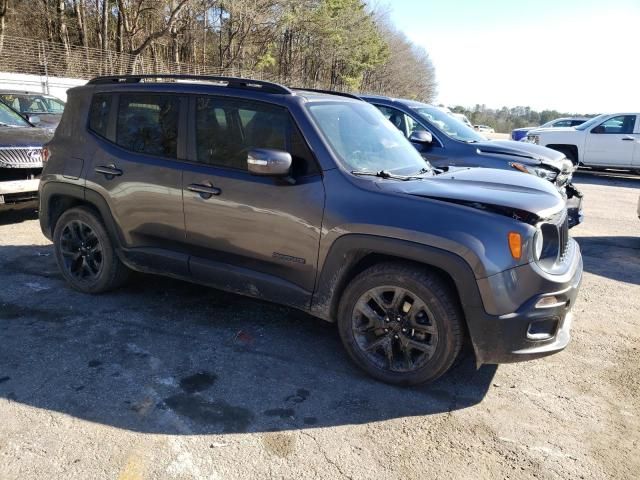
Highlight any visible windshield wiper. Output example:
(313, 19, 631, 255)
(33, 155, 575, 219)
(351, 170, 429, 181)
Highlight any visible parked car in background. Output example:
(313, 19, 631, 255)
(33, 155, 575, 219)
(0, 90, 66, 129)
(452, 113, 473, 128)
(0, 101, 53, 211)
(360, 95, 583, 227)
(474, 125, 494, 133)
(511, 117, 590, 141)
(527, 113, 639, 171)
(40, 75, 583, 386)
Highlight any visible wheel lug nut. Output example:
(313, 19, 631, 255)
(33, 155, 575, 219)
(394, 334, 399, 339)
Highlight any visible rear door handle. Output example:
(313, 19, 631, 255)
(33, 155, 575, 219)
(188, 182, 221, 199)
(622, 136, 635, 141)
(95, 165, 123, 178)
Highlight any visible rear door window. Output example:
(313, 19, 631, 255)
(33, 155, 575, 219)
(116, 94, 179, 158)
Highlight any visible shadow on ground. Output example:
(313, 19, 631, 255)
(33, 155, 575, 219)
(576, 236, 640, 285)
(0, 243, 496, 435)
(0, 208, 39, 226)
(573, 170, 640, 189)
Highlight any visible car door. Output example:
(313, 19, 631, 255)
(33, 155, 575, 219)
(182, 95, 325, 308)
(583, 115, 637, 167)
(85, 92, 189, 274)
(373, 104, 449, 166)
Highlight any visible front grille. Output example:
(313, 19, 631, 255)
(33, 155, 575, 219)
(0, 147, 44, 168)
(539, 210, 570, 269)
(558, 212, 569, 261)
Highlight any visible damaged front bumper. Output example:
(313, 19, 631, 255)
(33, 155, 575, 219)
(469, 237, 583, 365)
(565, 183, 583, 228)
(0, 178, 40, 211)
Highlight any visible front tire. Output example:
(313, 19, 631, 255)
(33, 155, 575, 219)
(53, 206, 130, 293)
(337, 263, 463, 386)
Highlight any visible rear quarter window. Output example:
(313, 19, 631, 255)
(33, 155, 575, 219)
(88, 94, 112, 138)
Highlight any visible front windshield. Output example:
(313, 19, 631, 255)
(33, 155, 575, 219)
(0, 94, 65, 114)
(0, 102, 30, 127)
(412, 105, 486, 143)
(306, 101, 429, 175)
(575, 114, 608, 131)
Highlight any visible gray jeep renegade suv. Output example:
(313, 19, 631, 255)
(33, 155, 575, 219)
(39, 75, 583, 385)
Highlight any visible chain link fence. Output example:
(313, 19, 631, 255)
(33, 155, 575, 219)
(0, 35, 277, 85)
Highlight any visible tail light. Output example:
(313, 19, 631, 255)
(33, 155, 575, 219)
(42, 146, 50, 164)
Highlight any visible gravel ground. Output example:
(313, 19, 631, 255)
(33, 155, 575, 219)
(0, 171, 638, 480)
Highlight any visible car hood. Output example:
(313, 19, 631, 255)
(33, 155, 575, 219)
(528, 127, 577, 135)
(474, 139, 571, 172)
(0, 126, 54, 147)
(378, 167, 564, 221)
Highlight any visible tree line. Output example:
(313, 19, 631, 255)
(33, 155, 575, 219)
(451, 104, 596, 133)
(0, 0, 436, 101)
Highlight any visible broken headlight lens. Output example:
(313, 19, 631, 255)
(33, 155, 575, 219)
(510, 162, 558, 182)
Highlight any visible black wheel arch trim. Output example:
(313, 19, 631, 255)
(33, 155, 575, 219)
(39, 182, 125, 250)
(311, 234, 485, 323)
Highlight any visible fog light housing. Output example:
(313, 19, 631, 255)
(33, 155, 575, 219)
(535, 296, 566, 309)
(527, 317, 559, 340)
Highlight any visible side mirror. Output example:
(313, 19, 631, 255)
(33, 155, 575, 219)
(409, 130, 433, 144)
(27, 115, 41, 125)
(247, 148, 292, 177)
(591, 125, 605, 134)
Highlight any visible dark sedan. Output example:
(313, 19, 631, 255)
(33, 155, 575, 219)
(360, 95, 583, 227)
(0, 101, 53, 211)
(0, 90, 66, 129)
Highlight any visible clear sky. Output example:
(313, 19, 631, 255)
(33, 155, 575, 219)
(385, 0, 640, 113)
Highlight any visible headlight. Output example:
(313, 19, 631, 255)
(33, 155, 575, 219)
(526, 135, 539, 144)
(510, 162, 558, 182)
(533, 228, 544, 261)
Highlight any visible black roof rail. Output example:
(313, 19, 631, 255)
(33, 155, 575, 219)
(292, 87, 362, 100)
(87, 75, 293, 94)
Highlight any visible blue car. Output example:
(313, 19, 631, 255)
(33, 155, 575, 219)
(359, 95, 583, 228)
(511, 117, 589, 141)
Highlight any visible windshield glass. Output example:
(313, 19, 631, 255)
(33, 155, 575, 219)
(575, 114, 608, 131)
(306, 101, 429, 175)
(0, 94, 65, 114)
(0, 102, 30, 127)
(412, 105, 486, 142)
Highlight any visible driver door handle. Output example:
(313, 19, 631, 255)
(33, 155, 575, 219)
(622, 136, 635, 141)
(188, 182, 221, 199)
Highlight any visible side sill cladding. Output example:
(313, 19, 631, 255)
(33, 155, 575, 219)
(310, 234, 485, 322)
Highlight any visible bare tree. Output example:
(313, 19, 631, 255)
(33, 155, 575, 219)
(0, 0, 8, 52)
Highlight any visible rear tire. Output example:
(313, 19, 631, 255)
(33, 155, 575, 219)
(337, 262, 463, 386)
(53, 206, 130, 293)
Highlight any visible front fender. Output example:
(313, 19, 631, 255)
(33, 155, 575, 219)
(310, 234, 485, 322)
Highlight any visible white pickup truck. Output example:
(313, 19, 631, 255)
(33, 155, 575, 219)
(526, 113, 640, 171)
